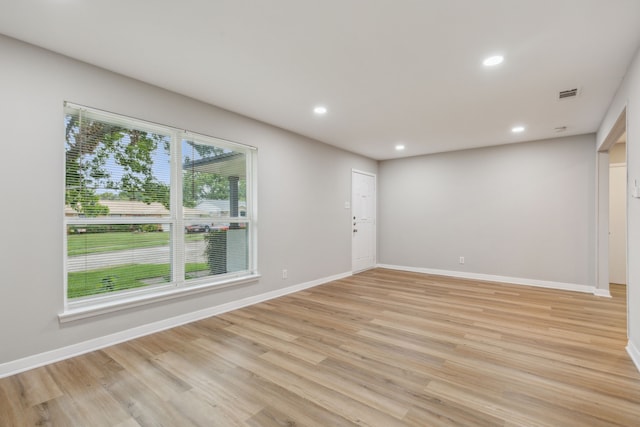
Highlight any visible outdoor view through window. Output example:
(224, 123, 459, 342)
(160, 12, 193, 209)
(64, 104, 253, 303)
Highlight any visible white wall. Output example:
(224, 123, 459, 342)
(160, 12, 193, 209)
(610, 142, 627, 163)
(0, 35, 377, 369)
(378, 135, 596, 288)
(609, 163, 627, 285)
(598, 45, 640, 367)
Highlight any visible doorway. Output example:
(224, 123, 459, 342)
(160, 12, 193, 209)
(352, 170, 376, 272)
(596, 107, 628, 335)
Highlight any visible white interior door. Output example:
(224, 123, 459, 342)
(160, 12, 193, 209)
(609, 164, 627, 285)
(352, 170, 376, 272)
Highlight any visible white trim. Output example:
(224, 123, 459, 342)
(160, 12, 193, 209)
(596, 151, 611, 297)
(377, 264, 596, 294)
(59, 274, 262, 323)
(173, 130, 186, 282)
(1, 271, 351, 379)
(66, 217, 173, 225)
(248, 149, 259, 278)
(627, 340, 640, 373)
(351, 168, 377, 178)
(597, 105, 627, 152)
(64, 102, 258, 151)
(593, 288, 612, 298)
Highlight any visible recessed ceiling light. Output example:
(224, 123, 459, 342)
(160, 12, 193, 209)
(313, 106, 327, 115)
(395, 144, 405, 151)
(511, 126, 525, 133)
(483, 55, 504, 67)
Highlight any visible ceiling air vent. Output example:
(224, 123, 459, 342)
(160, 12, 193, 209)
(558, 88, 579, 100)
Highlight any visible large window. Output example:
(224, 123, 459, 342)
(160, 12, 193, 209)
(63, 103, 257, 317)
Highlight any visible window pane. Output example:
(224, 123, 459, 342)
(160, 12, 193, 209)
(67, 224, 172, 299)
(65, 107, 174, 300)
(182, 139, 249, 282)
(184, 223, 250, 281)
(65, 109, 171, 218)
(182, 139, 247, 220)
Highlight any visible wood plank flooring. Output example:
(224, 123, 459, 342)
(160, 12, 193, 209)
(1, 268, 639, 426)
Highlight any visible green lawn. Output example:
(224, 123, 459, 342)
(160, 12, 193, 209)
(68, 263, 209, 298)
(67, 231, 204, 256)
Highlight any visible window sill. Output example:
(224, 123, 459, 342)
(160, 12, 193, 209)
(58, 274, 261, 323)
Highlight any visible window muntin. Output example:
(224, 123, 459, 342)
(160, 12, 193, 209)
(64, 104, 256, 307)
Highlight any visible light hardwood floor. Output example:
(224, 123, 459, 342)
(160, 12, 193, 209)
(1, 269, 639, 426)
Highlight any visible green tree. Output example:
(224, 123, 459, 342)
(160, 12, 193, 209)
(182, 142, 246, 207)
(65, 113, 170, 215)
(182, 168, 232, 207)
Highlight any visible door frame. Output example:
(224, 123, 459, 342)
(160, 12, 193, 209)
(351, 169, 377, 272)
(596, 107, 627, 300)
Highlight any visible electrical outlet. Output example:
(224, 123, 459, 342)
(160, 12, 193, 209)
(282, 269, 288, 279)
(459, 256, 465, 264)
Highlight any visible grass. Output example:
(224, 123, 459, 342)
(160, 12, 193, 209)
(68, 262, 210, 298)
(67, 231, 205, 256)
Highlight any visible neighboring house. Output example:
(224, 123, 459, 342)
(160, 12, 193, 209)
(65, 200, 169, 217)
(195, 199, 247, 217)
(65, 200, 209, 218)
(65, 201, 210, 232)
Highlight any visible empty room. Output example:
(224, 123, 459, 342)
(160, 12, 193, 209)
(1, 1, 640, 425)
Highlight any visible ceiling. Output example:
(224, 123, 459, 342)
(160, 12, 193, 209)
(1, 0, 639, 160)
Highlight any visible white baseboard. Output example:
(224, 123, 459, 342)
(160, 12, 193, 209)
(0, 271, 351, 379)
(376, 264, 596, 294)
(593, 288, 612, 298)
(627, 341, 640, 373)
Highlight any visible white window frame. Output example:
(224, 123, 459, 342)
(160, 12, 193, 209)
(60, 103, 259, 322)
